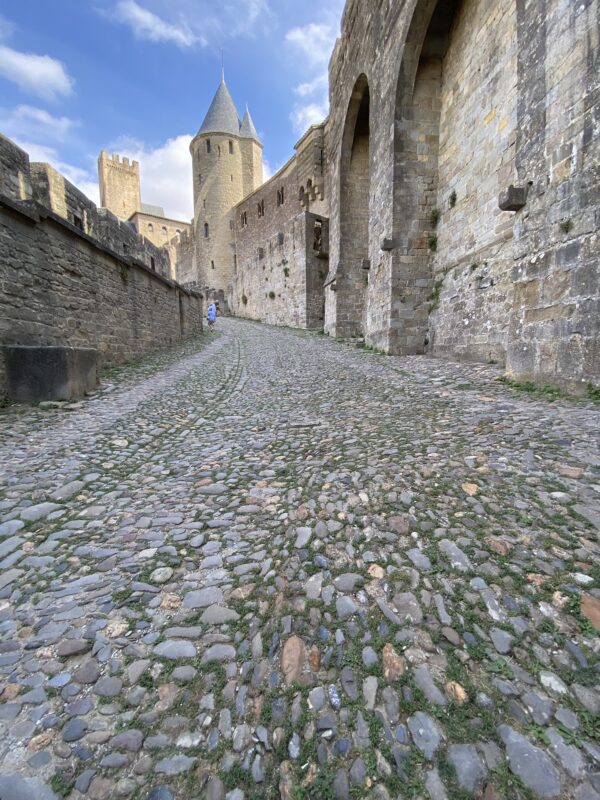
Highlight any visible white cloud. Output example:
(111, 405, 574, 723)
(295, 73, 328, 98)
(0, 45, 74, 101)
(229, 0, 270, 36)
(285, 5, 342, 135)
(107, 0, 271, 47)
(113, 1, 203, 47)
(1, 104, 76, 142)
(109, 134, 193, 221)
(285, 23, 336, 69)
(290, 101, 328, 134)
(0, 14, 14, 40)
(262, 158, 274, 182)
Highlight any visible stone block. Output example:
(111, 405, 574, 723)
(524, 304, 575, 324)
(4, 346, 99, 404)
(498, 185, 527, 211)
(514, 280, 539, 308)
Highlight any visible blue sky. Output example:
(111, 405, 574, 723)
(0, 0, 343, 220)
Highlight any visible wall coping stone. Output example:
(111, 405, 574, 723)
(0, 191, 202, 299)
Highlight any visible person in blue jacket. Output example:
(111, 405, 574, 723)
(207, 302, 217, 331)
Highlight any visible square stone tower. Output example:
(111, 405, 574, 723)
(98, 150, 141, 220)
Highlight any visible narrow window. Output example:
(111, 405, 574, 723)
(211, 260, 215, 270)
(241, 211, 247, 228)
(198, 173, 202, 185)
(162, 226, 167, 235)
(206, 139, 211, 153)
(148, 222, 154, 232)
(72, 214, 83, 231)
(218, 145, 221, 157)
(150, 256, 156, 271)
(234, 254, 237, 270)
(123, 243, 129, 254)
(229, 219, 234, 230)
(313, 220, 323, 251)
(258, 247, 265, 260)
(203, 199, 206, 208)
(277, 187, 285, 206)
(257, 199, 264, 218)
(229, 140, 234, 154)
(204, 222, 209, 238)
(231, 174, 234, 182)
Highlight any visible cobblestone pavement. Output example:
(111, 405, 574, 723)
(0, 318, 599, 800)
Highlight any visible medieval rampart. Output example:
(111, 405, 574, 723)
(325, 0, 599, 392)
(0, 135, 203, 402)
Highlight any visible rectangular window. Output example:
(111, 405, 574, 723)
(258, 247, 264, 260)
(229, 141, 234, 154)
(313, 220, 323, 251)
(211, 260, 215, 270)
(150, 256, 156, 271)
(277, 187, 285, 206)
(257, 199, 265, 218)
(72, 214, 84, 231)
(206, 139, 211, 153)
(240, 211, 248, 228)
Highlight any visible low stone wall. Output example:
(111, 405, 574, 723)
(0, 136, 203, 402)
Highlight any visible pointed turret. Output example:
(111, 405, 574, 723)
(240, 105, 261, 143)
(197, 74, 241, 137)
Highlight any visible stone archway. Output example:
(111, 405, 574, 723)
(390, 0, 517, 360)
(337, 75, 371, 339)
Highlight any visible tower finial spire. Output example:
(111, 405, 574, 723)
(221, 49, 224, 81)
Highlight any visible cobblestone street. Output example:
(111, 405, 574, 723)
(0, 318, 599, 800)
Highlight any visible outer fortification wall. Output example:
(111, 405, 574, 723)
(229, 124, 328, 329)
(0, 135, 203, 402)
(325, 0, 599, 392)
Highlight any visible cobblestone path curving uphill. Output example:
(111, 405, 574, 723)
(0, 318, 599, 800)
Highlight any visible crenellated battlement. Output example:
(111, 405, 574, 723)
(99, 151, 140, 172)
(98, 150, 141, 220)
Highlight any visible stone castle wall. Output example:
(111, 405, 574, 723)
(423, 0, 517, 364)
(228, 124, 328, 328)
(324, 0, 599, 391)
(0, 135, 203, 402)
(130, 212, 192, 281)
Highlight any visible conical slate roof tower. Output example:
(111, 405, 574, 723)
(240, 105, 260, 142)
(197, 73, 241, 137)
(189, 73, 263, 306)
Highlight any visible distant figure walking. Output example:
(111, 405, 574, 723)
(207, 302, 217, 332)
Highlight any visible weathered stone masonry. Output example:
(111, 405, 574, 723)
(230, 124, 328, 329)
(325, 0, 599, 392)
(0, 135, 203, 401)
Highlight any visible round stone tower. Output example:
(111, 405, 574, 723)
(190, 74, 262, 306)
